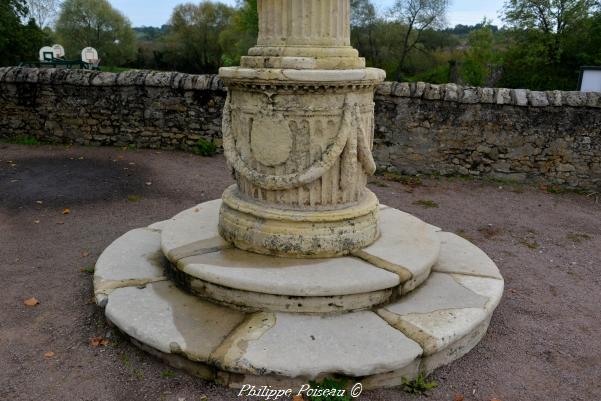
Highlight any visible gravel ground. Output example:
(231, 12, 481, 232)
(1, 144, 600, 401)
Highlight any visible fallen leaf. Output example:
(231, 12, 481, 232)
(44, 351, 55, 358)
(24, 297, 40, 306)
(454, 395, 465, 401)
(89, 337, 110, 347)
(292, 396, 304, 401)
(62, 208, 71, 215)
(81, 251, 90, 257)
(490, 399, 502, 401)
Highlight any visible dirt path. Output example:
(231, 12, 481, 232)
(1, 144, 599, 401)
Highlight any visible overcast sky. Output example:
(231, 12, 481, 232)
(109, 0, 506, 28)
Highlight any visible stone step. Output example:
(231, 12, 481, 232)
(94, 203, 503, 389)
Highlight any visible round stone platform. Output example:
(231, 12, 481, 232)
(94, 200, 503, 389)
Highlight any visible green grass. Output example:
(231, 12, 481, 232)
(401, 373, 438, 395)
(193, 138, 218, 157)
(127, 195, 142, 203)
(81, 266, 95, 275)
(160, 369, 176, 379)
(520, 239, 540, 249)
(413, 199, 439, 209)
(378, 171, 423, 188)
(566, 232, 592, 244)
(100, 66, 132, 73)
(2, 135, 40, 145)
(306, 377, 351, 401)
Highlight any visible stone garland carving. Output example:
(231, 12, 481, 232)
(222, 91, 376, 200)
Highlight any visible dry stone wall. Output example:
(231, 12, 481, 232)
(374, 82, 601, 189)
(0, 67, 226, 151)
(1, 68, 599, 189)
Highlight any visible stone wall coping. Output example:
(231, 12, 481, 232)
(1, 67, 600, 108)
(0, 67, 225, 91)
(375, 81, 601, 108)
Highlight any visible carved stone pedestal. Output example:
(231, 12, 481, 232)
(95, 0, 503, 391)
(218, 0, 386, 257)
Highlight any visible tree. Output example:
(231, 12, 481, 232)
(500, 0, 601, 89)
(219, 0, 257, 66)
(350, 0, 382, 65)
(461, 22, 498, 86)
(0, 0, 48, 65)
(503, 0, 598, 62)
(26, 0, 60, 28)
(389, 0, 449, 80)
(55, 0, 136, 66)
(166, 1, 234, 73)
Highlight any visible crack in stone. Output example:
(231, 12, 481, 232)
(351, 250, 413, 283)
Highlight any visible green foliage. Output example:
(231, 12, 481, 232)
(307, 378, 351, 401)
(81, 266, 95, 274)
(413, 199, 439, 208)
(460, 22, 498, 86)
(55, 0, 137, 67)
(499, 0, 601, 90)
(160, 369, 176, 379)
(127, 194, 141, 203)
(194, 137, 218, 157)
(219, 0, 257, 66)
(162, 1, 235, 73)
(0, 0, 49, 66)
(4, 135, 40, 145)
(401, 373, 438, 395)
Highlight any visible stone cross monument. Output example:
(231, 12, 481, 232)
(219, 0, 386, 257)
(96, 0, 504, 390)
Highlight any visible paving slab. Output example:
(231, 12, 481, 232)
(210, 311, 423, 379)
(179, 248, 401, 297)
(105, 281, 246, 361)
(434, 232, 503, 279)
(94, 228, 167, 305)
(378, 273, 501, 356)
(355, 207, 441, 291)
(160, 200, 229, 261)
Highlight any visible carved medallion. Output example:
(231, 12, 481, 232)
(250, 115, 293, 167)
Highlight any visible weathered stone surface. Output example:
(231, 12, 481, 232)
(94, 228, 167, 305)
(443, 83, 461, 101)
(211, 311, 423, 379)
(461, 87, 480, 103)
(392, 82, 411, 97)
(528, 91, 549, 107)
(496, 88, 512, 104)
(423, 84, 442, 100)
(90, 72, 117, 86)
(564, 91, 588, 106)
(185, 277, 393, 314)
(218, 0, 385, 257)
(478, 87, 495, 103)
(179, 247, 400, 297)
(513, 89, 529, 106)
(378, 273, 502, 356)
(451, 274, 505, 312)
(2, 71, 600, 191)
(161, 200, 229, 262)
(106, 281, 246, 360)
(433, 232, 503, 279)
(354, 207, 440, 292)
(376, 81, 393, 96)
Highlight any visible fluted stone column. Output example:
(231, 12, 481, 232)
(219, 0, 386, 257)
